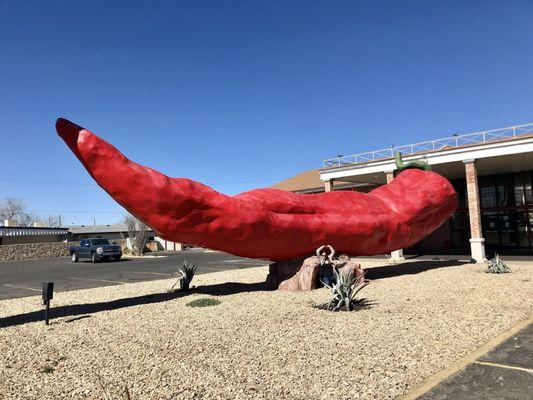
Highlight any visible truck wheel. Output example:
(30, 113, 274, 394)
(71, 253, 79, 263)
(91, 253, 98, 263)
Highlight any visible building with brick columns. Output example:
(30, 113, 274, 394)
(273, 123, 533, 263)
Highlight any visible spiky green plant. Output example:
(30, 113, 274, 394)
(170, 260, 198, 291)
(486, 254, 510, 274)
(319, 269, 369, 311)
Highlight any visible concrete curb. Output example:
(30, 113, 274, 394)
(398, 314, 533, 400)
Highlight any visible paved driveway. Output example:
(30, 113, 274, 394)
(0, 249, 268, 300)
(419, 323, 533, 400)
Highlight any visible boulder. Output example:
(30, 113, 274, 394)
(335, 256, 364, 281)
(266, 256, 320, 291)
(265, 254, 364, 291)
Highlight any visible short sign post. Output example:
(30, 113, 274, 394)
(42, 282, 54, 325)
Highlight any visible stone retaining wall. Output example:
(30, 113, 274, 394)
(0, 242, 75, 262)
(0, 240, 127, 262)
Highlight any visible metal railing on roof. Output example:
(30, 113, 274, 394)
(323, 122, 533, 168)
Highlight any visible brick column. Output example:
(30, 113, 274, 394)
(463, 159, 486, 263)
(385, 170, 405, 262)
(385, 170, 395, 184)
(324, 179, 334, 192)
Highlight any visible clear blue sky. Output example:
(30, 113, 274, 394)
(1, 1, 532, 225)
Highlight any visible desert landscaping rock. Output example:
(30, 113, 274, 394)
(0, 262, 532, 399)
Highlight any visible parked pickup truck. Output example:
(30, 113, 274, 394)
(70, 238, 122, 263)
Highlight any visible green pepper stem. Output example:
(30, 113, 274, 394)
(395, 152, 432, 172)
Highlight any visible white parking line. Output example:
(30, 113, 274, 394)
(67, 277, 129, 285)
(124, 271, 169, 276)
(3, 284, 41, 292)
(474, 361, 533, 374)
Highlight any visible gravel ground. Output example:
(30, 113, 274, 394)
(0, 261, 532, 400)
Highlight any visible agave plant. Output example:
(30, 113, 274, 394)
(319, 269, 369, 311)
(486, 254, 510, 274)
(170, 260, 198, 291)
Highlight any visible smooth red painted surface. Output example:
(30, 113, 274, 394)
(56, 118, 458, 260)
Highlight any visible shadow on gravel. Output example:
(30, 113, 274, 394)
(364, 260, 468, 280)
(196, 281, 266, 296)
(315, 298, 377, 312)
(64, 315, 92, 323)
(0, 282, 267, 328)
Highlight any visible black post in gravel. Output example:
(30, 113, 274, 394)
(42, 282, 54, 325)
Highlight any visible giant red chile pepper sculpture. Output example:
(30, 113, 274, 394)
(56, 118, 457, 260)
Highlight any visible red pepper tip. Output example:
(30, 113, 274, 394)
(56, 118, 85, 151)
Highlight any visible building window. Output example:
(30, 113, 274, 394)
(450, 170, 533, 254)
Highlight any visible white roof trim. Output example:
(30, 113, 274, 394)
(320, 137, 533, 181)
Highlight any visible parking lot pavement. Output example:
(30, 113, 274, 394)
(0, 249, 268, 300)
(418, 323, 533, 400)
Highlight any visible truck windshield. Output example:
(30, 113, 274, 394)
(91, 239, 111, 245)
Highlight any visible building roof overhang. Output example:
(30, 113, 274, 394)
(320, 136, 533, 184)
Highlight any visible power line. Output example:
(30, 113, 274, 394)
(28, 199, 119, 206)
(0, 179, 96, 187)
(27, 209, 125, 215)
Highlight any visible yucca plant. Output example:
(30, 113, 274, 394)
(486, 254, 510, 274)
(170, 260, 198, 291)
(319, 269, 369, 311)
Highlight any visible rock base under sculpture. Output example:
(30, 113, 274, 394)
(266, 255, 363, 291)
